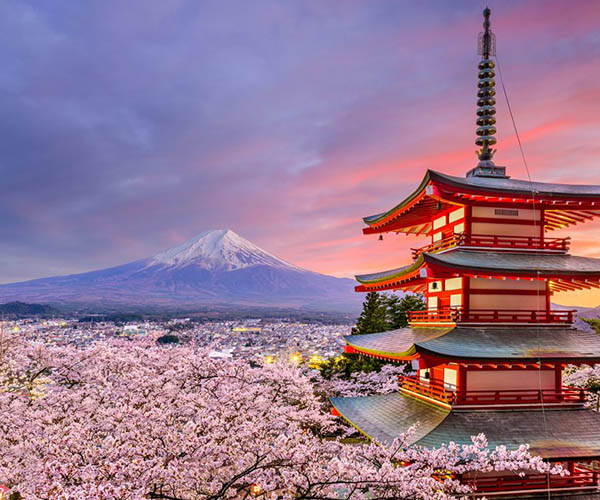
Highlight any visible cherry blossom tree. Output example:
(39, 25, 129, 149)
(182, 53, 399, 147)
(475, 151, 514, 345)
(0, 335, 562, 500)
(564, 364, 600, 410)
(315, 362, 407, 398)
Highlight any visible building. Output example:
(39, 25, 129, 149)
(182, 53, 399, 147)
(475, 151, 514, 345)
(331, 8, 600, 499)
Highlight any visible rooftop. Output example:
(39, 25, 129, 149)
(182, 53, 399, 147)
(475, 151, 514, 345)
(331, 392, 600, 460)
(344, 326, 600, 362)
(355, 249, 600, 293)
(363, 170, 600, 234)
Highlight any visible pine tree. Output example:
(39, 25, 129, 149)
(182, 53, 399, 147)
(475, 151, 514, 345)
(320, 292, 389, 379)
(385, 293, 427, 330)
(351, 292, 388, 335)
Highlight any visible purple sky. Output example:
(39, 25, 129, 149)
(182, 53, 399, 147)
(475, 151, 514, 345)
(2, 0, 600, 305)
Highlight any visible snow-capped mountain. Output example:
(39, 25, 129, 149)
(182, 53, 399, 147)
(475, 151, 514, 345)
(148, 229, 300, 271)
(0, 229, 360, 311)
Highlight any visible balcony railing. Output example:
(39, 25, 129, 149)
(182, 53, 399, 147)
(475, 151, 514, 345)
(466, 469, 599, 493)
(407, 308, 575, 324)
(398, 375, 455, 404)
(454, 386, 587, 406)
(399, 376, 588, 408)
(412, 234, 461, 259)
(411, 234, 570, 259)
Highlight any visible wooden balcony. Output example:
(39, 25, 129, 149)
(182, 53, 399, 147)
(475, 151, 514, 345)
(398, 375, 455, 404)
(454, 386, 587, 406)
(407, 308, 575, 325)
(411, 234, 570, 259)
(399, 376, 588, 408)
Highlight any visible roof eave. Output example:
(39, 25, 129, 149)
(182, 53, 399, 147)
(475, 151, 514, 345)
(361, 170, 434, 226)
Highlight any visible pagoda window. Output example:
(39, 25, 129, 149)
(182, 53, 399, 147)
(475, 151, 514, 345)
(445, 277, 462, 290)
(494, 208, 519, 217)
(428, 280, 443, 292)
(449, 207, 465, 223)
(427, 296, 438, 310)
(453, 222, 465, 234)
(443, 367, 457, 390)
(450, 294, 462, 307)
(433, 215, 447, 230)
(432, 231, 442, 242)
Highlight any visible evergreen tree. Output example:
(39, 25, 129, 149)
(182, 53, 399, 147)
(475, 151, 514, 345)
(321, 292, 388, 379)
(351, 292, 388, 335)
(385, 293, 427, 330)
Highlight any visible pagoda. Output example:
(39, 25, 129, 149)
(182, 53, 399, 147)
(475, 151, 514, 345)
(331, 8, 600, 498)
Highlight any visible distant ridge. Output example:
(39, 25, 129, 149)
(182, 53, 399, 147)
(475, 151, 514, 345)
(0, 229, 361, 312)
(0, 301, 61, 317)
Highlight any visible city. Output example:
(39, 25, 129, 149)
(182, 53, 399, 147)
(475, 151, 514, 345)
(4, 317, 351, 363)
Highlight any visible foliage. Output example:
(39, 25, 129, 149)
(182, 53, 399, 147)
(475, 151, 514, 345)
(316, 363, 407, 397)
(157, 334, 181, 344)
(385, 293, 426, 329)
(563, 364, 600, 410)
(318, 352, 388, 380)
(0, 336, 562, 500)
(321, 293, 425, 379)
(583, 317, 600, 334)
(351, 292, 388, 335)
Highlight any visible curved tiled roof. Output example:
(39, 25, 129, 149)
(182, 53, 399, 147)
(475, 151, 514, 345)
(330, 392, 450, 444)
(431, 170, 600, 198)
(426, 249, 600, 276)
(332, 392, 600, 459)
(345, 326, 600, 362)
(344, 327, 452, 358)
(355, 254, 425, 284)
(356, 250, 600, 287)
(362, 173, 431, 225)
(363, 169, 600, 227)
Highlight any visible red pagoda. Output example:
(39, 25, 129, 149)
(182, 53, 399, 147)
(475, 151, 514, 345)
(331, 8, 600, 498)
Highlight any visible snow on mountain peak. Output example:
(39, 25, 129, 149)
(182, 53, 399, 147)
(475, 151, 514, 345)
(149, 229, 300, 271)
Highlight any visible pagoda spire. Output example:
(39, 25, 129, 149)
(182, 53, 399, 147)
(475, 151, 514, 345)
(475, 7, 497, 167)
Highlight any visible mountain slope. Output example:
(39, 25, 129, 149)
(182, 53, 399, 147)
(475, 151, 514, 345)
(0, 230, 361, 312)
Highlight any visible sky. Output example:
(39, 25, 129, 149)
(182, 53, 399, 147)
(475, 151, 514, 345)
(2, 0, 600, 306)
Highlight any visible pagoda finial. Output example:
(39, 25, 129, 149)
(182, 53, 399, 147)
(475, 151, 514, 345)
(475, 7, 497, 167)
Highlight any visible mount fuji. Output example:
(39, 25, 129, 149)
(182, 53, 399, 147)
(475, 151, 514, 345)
(0, 229, 361, 312)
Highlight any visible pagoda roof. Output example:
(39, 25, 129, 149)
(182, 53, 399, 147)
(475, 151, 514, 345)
(432, 170, 600, 199)
(345, 326, 600, 362)
(427, 249, 600, 277)
(356, 250, 600, 290)
(355, 253, 426, 290)
(331, 392, 600, 459)
(363, 170, 600, 234)
(344, 327, 452, 359)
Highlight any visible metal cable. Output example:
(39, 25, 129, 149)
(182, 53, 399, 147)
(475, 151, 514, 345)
(496, 53, 553, 498)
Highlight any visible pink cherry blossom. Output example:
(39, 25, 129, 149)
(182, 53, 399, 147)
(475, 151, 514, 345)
(0, 334, 562, 500)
